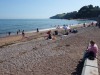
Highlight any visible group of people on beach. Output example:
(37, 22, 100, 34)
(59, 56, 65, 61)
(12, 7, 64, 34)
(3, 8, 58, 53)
(83, 21, 100, 28)
(45, 23, 99, 61)
(44, 24, 78, 40)
(6, 22, 99, 61)
(7, 29, 25, 38)
(7, 21, 99, 41)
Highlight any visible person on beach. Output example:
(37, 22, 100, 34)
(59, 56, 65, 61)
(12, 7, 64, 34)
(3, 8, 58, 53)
(56, 25, 60, 29)
(83, 23, 86, 27)
(17, 31, 19, 35)
(46, 30, 52, 39)
(37, 28, 39, 32)
(72, 29, 78, 33)
(91, 22, 94, 26)
(8, 32, 11, 36)
(54, 30, 58, 35)
(67, 25, 71, 33)
(63, 25, 66, 32)
(83, 40, 98, 60)
(22, 30, 25, 37)
(47, 30, 51, 35)
(48, 33, 52, 39)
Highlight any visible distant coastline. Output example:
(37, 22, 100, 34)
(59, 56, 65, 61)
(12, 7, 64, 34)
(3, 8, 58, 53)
(50, 5, 100, 21)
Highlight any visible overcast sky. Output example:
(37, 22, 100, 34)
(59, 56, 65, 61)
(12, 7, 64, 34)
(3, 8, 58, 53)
(0, 0, 100, 19)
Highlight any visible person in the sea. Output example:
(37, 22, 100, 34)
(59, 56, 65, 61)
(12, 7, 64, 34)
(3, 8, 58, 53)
(83, 40, 98, 60)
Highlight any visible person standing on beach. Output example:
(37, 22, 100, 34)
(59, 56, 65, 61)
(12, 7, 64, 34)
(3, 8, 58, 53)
(8, 32, 11, 36)
(63, 25, 67, 32)
(97, 22, 100, 28)
(83, 23, 86, 27)
(17, 31, 19, 35)
(37, 28, 39, 32)
(22, 30, 25, 37)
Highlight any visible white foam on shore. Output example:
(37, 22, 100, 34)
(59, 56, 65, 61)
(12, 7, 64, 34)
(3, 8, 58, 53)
(25, 27, 56, 34)
(2, 22, 96, 37)
(25, 23, 86, 34)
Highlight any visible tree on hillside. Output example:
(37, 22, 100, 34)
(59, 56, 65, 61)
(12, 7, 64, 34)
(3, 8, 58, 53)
(63, 11, 77, 19)
(50, 5, 100, 19)
(76, 5, 100, 19)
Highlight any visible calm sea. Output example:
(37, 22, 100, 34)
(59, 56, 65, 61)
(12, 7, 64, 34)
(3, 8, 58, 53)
(0, 19, 95, 37)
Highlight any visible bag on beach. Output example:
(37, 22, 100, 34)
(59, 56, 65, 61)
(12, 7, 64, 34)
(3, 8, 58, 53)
(88, 51, 95, 60)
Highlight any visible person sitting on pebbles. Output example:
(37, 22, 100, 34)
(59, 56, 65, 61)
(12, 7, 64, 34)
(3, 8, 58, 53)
(46, 30, 52, 40)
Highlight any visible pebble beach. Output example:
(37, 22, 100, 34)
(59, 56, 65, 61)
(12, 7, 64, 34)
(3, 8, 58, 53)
(0, 24, 100, 75)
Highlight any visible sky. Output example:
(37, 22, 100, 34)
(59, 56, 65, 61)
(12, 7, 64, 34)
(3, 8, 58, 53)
(0, 0, 100, 19)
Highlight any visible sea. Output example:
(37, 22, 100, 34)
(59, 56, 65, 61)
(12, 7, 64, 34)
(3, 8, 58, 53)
(0, 19, 95, 37)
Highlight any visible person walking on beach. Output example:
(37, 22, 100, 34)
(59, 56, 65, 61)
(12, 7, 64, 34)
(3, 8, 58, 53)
(83, 23, 86, 27)
(22, 30, 25, 37)
(8, 32, 11, 36)
(37, 28, 39, 32)
(91, 22, 94, 26)
(17, 31, 19, 35)
(83, 40, 98, 60)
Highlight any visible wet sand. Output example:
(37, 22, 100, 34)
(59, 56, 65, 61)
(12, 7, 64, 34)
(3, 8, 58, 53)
(0, 24, 100, 75)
